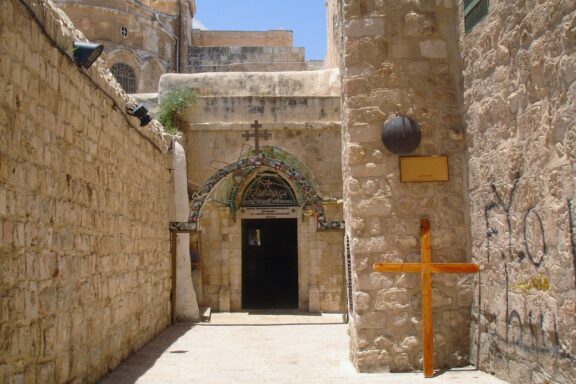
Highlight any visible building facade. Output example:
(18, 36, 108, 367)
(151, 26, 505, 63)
(160, 69, 346, 313)
(54, 0, 196, 93)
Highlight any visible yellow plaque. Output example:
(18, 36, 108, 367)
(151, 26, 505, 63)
(399, 156, 449, 182)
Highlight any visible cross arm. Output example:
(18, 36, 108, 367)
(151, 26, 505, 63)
(373, 262, 479, 274)
(428, 263, 479, 273)
(373, 263, 422, 273)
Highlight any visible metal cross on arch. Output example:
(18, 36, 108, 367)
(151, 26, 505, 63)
(242, 120, 271, 154)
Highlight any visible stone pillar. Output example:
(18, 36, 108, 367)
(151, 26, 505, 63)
(339, 0, 471, 373)
(173, 141, 200, 321)
(324, 0, 342, 69)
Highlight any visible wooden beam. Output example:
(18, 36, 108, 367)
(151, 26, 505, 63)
(371, 218, 479, 378)
(421, 268, 434, 378)
(373, 263, 422, 273)
(420, 218, 434, 378)
(428, 263, 479, 274)
(374, 263, 479, 274)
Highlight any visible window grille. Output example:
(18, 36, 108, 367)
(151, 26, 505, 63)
(240, 173, 297, 207)
(110, 63, 136, 93)
(464, 0, 489, 33)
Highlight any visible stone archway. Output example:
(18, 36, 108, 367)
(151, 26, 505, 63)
(181, 152, 343, 231)
(170, 148, 346, 313)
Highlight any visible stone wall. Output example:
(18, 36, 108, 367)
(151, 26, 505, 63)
(461, 1, 576, 383)
(0, 0, 172, 382)
(55, 0, 179, 92)
(188, 46, 306, 73)
(340, 0, 473, 373)
(160, 70, 342, 97)
(192, 30, 294, 48)
(188, 30, 309, 73)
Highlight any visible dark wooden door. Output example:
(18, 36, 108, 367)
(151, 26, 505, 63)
(242, 218, 298, 309)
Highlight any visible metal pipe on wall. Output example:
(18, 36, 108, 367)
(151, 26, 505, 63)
(154, 12, 180, 73)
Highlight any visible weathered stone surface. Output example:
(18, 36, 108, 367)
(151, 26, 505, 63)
(461, 1, 576, 383)
(53, 0, 189, 93)
(0, 1, 172, 383)
(160, 69, 341, 97)
(354, 292, 372, 313)
(345, 17, 386, 38)
(374, 289, 409, 311)
(341, 0, 472, 374)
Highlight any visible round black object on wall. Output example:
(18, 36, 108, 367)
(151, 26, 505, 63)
(381, 116, 421, 154)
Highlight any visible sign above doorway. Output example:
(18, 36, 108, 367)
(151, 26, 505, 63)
(239, 207, 300, 220)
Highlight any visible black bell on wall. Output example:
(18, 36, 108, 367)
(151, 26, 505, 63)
(381, 116, 421, 154)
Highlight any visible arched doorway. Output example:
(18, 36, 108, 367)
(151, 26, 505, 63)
(176, 147, 345, 313)
(240, 173, 299, 309)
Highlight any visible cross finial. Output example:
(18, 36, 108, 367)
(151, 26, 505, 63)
(242, 120, 271, 154)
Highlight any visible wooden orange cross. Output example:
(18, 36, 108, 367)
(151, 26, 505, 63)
(373, 218, 479, 378)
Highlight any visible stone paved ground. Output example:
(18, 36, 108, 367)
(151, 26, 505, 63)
(99, 313, 508, 384)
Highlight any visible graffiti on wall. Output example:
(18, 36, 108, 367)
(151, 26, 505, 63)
(481, 173, 575, 364)
(568, 199, 576, 287)
(484, 173, 548, 267)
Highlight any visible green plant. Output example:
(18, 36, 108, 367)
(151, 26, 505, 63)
(157, 88, 197, 134)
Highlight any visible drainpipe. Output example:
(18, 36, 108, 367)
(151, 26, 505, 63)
(155, 12, 180, 73)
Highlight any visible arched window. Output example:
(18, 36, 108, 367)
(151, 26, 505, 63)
(110, 63, 136, 93)
(241, 173, 297, 207)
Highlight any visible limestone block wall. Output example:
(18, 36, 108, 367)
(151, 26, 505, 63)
(188, 30, 307, 73)
(340, 0, 473, 372)
(180, 120, 343, 198)
(460, 1, 576, 383)
(192, 30, 294, 48)
(55, 0, 178, 61)
(55, 0, 181, 91)
(0, 0, 172, 382)
(188, 46, 307, 73)
(183, 96, 339, 124)
(160, 70, 342, 97)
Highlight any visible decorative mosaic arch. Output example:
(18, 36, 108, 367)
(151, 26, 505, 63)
(183, 153, 344, 232)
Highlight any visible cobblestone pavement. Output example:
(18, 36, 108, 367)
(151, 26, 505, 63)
(99, 313, 508, 384)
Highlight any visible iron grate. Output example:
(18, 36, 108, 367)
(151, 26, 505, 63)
(345, 235, 353, 314)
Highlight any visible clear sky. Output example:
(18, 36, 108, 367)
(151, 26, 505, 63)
(193, 0, 327, 61)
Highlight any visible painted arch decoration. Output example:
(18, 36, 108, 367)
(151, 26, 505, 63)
(240, 173, 298, 207)
(169, 150, 344, 232)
